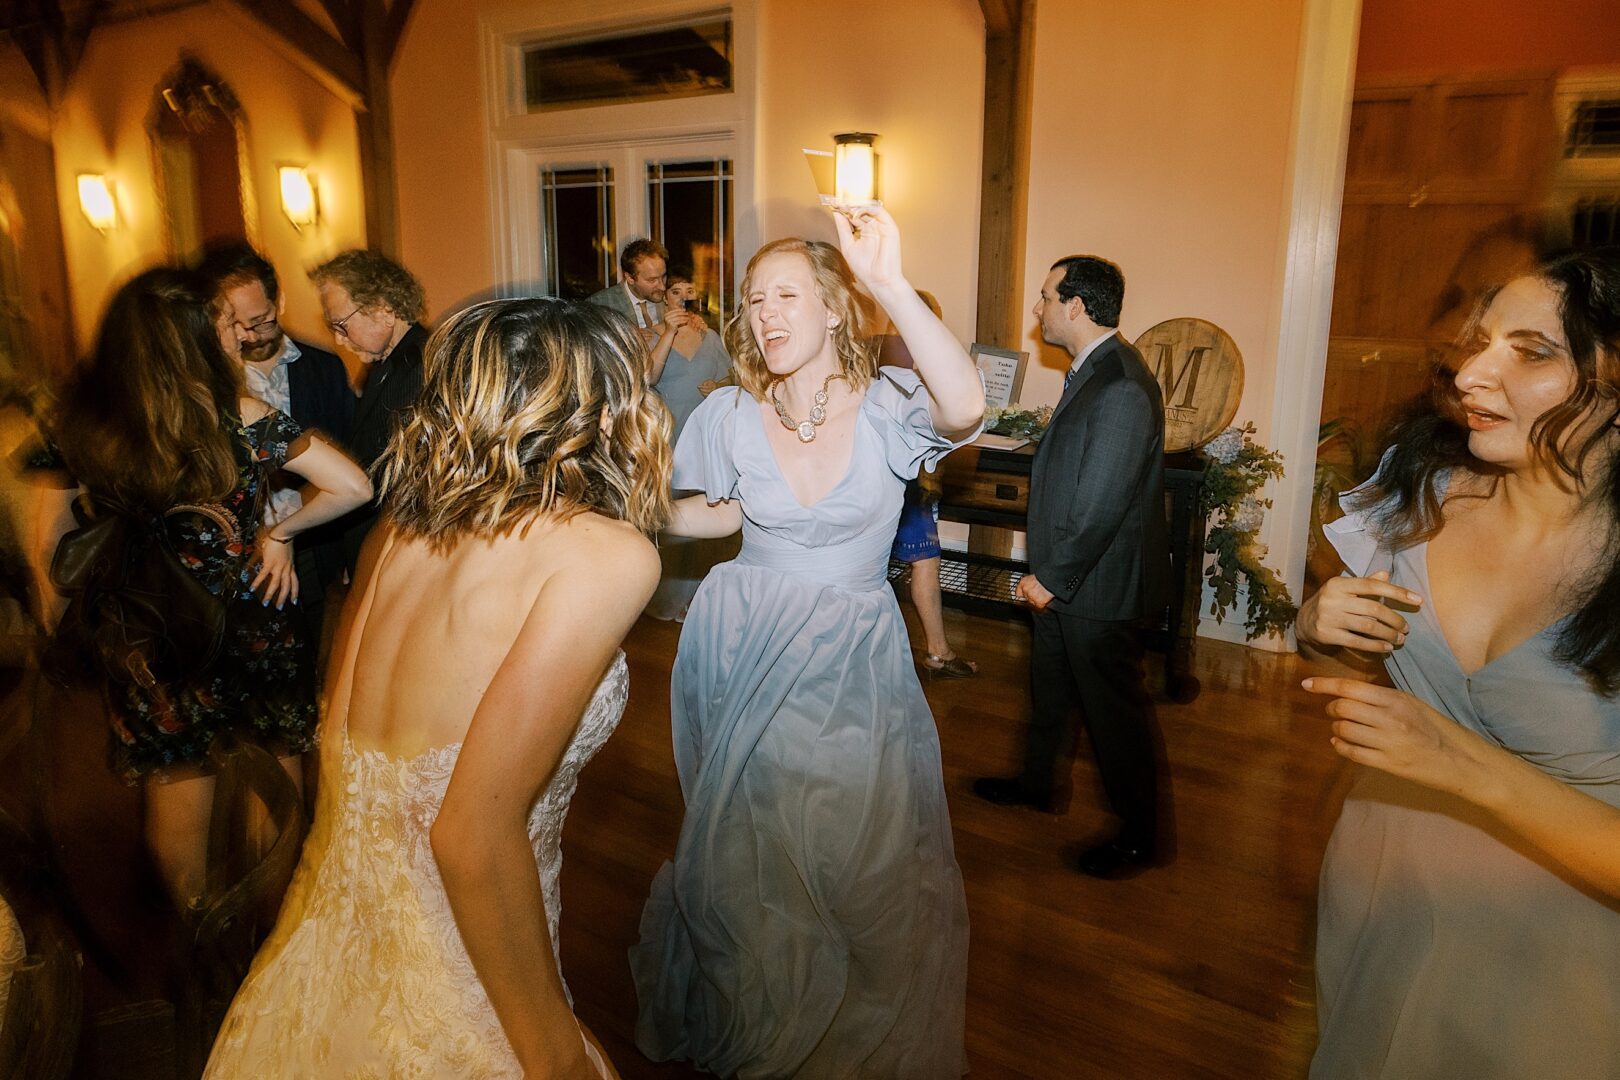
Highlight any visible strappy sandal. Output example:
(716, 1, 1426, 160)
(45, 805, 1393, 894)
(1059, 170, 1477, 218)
(922, 652, 978, 679)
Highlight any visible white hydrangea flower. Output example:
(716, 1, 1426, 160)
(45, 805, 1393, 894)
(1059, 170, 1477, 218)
(1205, 426, 1244, 464)
(1233, 494, 1266, 533)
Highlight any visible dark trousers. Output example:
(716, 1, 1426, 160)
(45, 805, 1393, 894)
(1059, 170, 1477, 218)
(1021, 610, 1160, 848)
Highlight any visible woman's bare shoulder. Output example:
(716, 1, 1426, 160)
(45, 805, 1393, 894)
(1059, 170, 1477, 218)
(552, 512, 659, 582)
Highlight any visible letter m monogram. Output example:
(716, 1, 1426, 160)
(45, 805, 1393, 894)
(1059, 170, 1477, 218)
(1151, 343, 1211, 409)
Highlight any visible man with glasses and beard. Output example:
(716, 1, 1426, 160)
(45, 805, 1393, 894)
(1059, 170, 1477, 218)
(200, 243, 357, 656)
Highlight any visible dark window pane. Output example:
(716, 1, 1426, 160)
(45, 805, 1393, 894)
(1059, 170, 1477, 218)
(541, 167, 615, 300)
(524, 20, 732, 113)
(648, 160, 733, 325)
(1566, 99, 1620, 157)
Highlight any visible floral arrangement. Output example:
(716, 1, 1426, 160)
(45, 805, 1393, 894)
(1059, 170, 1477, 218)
(983, 405, 1054, 443)
(1200, 423, 1297, 640)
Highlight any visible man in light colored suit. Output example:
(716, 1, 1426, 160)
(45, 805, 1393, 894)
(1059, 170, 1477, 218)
(589, 238, 669, 342)
(974, 254, 1171, 880)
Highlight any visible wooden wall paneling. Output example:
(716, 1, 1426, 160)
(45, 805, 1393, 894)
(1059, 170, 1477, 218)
(1427, 74, 1558, 201)
(1341, 83, 1429, 199)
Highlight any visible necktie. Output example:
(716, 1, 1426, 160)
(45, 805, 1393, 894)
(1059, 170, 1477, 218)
(1064, 366, 1077, 391)
(637, 300, 651, 328)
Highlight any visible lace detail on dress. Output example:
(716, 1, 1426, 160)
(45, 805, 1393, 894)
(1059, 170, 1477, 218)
(205, 654, 630, 1078)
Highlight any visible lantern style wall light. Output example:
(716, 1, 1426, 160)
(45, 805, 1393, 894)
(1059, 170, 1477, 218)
(278, 165, 318, 231)
(77, 174, 116, 233)
(832, 132, 879, 206)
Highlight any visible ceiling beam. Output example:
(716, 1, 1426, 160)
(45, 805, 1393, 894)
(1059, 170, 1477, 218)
(220, 0, 364, 101)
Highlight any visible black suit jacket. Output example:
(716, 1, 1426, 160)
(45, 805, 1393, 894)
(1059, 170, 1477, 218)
(286, 337, 356, 451)
(282, 338, 357, 594)
(1026, 334, 1170, 622)
(341, 322, 428, 570)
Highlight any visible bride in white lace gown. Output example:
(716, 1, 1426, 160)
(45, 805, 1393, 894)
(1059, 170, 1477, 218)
(205, 299, 672, 1079)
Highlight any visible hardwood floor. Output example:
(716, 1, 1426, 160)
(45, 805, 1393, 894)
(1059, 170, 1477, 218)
(560, 604, 1350, 1079)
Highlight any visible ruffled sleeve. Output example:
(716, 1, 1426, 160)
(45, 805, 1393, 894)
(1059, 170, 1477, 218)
(862, 366, 984, 481)
(672, 386, 744, 501)
(1321, 446, 1398, 577)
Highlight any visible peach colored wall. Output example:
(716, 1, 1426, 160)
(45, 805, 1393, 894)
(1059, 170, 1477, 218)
(391, 0, 985, 342)
(1358, 0, 1620, 77)
(390, 0, 490, 318)
(1017, 0, 1306, 449)
(753, 0, 985, 341)
(49, 4, 366, 348)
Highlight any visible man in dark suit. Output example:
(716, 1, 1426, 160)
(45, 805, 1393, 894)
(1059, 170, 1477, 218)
(974, 255, 1171, 879)
(588, 237, 668, 343)
(201, 244, 357, 648)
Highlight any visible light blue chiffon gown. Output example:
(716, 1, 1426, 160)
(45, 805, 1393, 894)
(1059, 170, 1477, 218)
(631, 368, 973, 1079)
(1313, 466, 1620, 1079)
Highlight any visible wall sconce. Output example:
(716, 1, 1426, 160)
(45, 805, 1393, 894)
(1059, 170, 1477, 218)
(77, 174, 116, 233)
(278, 165, 318, 231)
(833, 132, 879, 206)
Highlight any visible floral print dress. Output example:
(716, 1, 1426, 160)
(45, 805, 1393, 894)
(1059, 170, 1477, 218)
(105, 410, 317, 780)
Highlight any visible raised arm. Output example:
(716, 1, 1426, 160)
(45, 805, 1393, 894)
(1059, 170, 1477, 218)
(1304, 675, 1620, 900)
(831, 205, 984, 437)
(432, 519, 657, 1079)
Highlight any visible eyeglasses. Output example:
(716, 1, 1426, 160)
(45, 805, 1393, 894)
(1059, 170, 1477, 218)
(234, 314, 280, 337)
(327, 307, 362, 336)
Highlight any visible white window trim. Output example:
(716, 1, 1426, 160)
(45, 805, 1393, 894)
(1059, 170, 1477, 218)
(479, 0, 757, 298)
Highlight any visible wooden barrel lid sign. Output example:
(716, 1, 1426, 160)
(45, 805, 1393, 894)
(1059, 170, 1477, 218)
(1132, 317, 1244, 453)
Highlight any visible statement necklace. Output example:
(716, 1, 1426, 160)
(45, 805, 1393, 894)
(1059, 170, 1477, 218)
(771, 372, 847, 443)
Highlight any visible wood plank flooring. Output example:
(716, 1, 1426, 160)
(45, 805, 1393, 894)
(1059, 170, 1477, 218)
(559, 604, 1349, 1079)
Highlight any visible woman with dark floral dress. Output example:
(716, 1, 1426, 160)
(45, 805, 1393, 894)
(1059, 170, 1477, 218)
(109, 409, 323, 781)
(31, 268, 372, 909)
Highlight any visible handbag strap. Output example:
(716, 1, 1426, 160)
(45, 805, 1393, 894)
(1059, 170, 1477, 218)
(165, 502, 239, 546)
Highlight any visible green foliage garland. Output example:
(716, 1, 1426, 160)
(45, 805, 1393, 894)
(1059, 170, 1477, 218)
(1199, 423, 1297, 640)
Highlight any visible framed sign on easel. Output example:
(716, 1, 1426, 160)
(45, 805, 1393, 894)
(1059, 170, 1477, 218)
(970, 344, 1028, 410)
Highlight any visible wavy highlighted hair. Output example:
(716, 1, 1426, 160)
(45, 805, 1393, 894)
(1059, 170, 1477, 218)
(377, 298, 672, 543)
(726, 238, 878, 400)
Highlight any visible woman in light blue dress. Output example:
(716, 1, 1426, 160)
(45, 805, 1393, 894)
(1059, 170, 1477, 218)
(645, 268, 737, 621)
(630, 206, 983, 1078)
(1298, 250, 1620, 1078)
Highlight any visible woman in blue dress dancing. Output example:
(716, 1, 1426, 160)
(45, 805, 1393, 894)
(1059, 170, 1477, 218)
(631, 205, 983, 1078)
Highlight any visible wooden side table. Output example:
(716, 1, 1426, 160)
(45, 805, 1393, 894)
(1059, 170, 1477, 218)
(893, 445, 1205, 702)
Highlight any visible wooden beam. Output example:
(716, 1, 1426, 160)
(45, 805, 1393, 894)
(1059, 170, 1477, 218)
(221, 0, 364, 100)
(974, 1, 1035, 352)
(316, 0, 362, 53)
(382, 0, 417, 67)
(354, 0, 400, 256)
(978, 0, 1017, 37)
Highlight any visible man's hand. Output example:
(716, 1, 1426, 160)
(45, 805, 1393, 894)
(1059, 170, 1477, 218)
(1015, 573, 1055, 612)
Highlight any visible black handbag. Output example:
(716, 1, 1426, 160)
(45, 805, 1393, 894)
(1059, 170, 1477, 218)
(44, 499, 238, 690)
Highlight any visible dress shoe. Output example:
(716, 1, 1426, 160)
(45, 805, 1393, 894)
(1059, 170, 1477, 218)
(1069, 838, 1156, 880)
(972, 776, 1064, 814)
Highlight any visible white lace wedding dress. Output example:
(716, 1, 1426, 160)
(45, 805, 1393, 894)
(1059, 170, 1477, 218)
(203, 653, 628, 1078)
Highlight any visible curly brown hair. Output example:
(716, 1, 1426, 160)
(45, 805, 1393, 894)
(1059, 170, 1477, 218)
(376, 298, 672, 544)
(309, 249, 426, 322)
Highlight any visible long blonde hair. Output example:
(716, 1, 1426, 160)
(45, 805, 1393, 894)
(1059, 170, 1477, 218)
(725, 238, 878, 400)
(377, 298, 671, 543)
